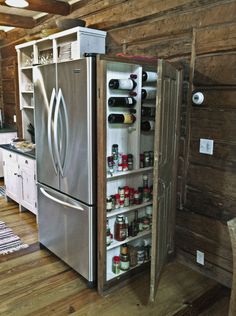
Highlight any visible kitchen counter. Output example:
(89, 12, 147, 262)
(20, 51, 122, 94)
(0, 144, 36, 159)
(0, 127, 17, 133)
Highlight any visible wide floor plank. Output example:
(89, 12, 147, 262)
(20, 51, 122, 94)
(0, 196, 230, 315)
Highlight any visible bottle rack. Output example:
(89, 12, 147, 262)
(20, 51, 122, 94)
(104, 61, 157, 283)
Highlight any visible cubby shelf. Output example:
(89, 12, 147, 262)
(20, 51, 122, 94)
(106, 201, 152, 218)
(107, 166, 153, 181)
(107, 229, 151, 250)
(106, 259, 150, 281)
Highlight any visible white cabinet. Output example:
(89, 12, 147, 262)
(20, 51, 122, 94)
(15, 27, 106, 142)
(2, 149, 37, 216)
(0, 132, 17, 177)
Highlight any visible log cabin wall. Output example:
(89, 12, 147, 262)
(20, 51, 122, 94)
(0, 0, 235, 287)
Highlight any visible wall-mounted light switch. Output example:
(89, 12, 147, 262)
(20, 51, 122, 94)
(13, 115, 16, 123)
(199, 138, 214, 155)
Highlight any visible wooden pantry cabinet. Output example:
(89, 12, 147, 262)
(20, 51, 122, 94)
(96, 56, 182, 301)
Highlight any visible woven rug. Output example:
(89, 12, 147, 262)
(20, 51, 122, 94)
(0, 186, 5, 197)
(0, 221, 28, 255)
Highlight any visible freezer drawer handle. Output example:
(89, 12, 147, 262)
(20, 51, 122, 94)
(40, 187, 84, 211)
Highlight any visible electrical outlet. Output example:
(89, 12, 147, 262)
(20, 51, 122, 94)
(13, 115, 16, 123)
(199, 138, 214, 155)
(196, 250, 204, 265)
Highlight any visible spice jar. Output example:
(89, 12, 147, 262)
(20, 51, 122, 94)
(106, 220, 112, 246)
(120, 253, 130, 271)
(106, 196, 112, 212)
(115, 193, 120, 209)
(127, 154, 133, 170)
(143, 187, 150, 202)
(137, 247, 145, 264)
(112, 144, 118, 159)
(114, 215, 126, 241)
(149, 151, 154, 166)
(134, 190, 140, 205)
(142, 217, 150, 230)
(144, 151, 150, 167)
(120, 243, 129, 255)
(107, 156, 113, 173)
(112, 256, 120, 274)
(143, 174, 148, 188)
(129, 188, 134, 205)
(129, 246, 137, 267)
(140, 154, 144, 168)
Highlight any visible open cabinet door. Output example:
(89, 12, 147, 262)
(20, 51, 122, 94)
(150, 60, 182, 302)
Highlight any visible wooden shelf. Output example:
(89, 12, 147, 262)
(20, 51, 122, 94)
(21, 66, 33, 70)
(107, 167, 153, 181)
(21, 91, 34, 94)
(106, 201, 152, 218)
(107, 229, 151, 250)
(22, 106, 34, 110)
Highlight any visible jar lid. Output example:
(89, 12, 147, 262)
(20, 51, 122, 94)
(113, 256, 120, 263)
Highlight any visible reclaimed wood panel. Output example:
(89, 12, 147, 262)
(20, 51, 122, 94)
(108, 1, 236, 46)
(194, 53, 236, 86)
(191, 89, 236, 109)
(227, 218, 236, 316)
(185, 186, 236, 222)
(196, 22, 236, 55)
(176, 209, 232, 248)
(176, 227, 233, 271)
(190, 108, 236, 142)
(187, 163, 236, 199)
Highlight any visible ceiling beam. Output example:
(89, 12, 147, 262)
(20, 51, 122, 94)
(1, 0, 71, 16)
(0, 12, 35, 28)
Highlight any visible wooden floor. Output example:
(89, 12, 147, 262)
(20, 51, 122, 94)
(0, 196, 230, 316)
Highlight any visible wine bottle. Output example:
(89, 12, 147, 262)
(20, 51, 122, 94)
(109, 78, 137, 90)
(142, 87, 157, 100)
(141, 106, 155, 118)
(142, 71, 158, 83)
(108, 113, 136, 124)
(192, 91, 204, 105)
(108, 97, 136, 107)
(141, 120, 155, 131)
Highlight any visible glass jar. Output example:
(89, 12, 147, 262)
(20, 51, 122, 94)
(114, 215, 126, 241)
(120, 253, 130, 271)
(106, 196, 112, 212)
(137, 247, 145, 264)
(129, 246, 137, 267)
(127, 154, 133, 170)
(112, 256, 120, 274)
(144, 151, 150, 167)
(143, 174, 148, 188)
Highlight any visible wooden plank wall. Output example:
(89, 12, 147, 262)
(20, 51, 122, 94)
(0, 0, 235, 287)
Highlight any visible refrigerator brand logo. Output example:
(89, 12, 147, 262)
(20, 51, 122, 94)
(74, 69, 81, 73)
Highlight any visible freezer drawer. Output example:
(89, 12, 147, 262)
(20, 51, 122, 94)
(38, 184, 95, 282)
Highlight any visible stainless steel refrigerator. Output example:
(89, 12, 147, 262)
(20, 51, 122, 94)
(34, 57, 96, 286)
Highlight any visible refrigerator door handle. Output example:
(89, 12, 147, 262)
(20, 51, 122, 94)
(54, 89, 64, 176)
(47, 88, 58, 175)
(59, 89, 69, 173)
(40, 187, 84, 211)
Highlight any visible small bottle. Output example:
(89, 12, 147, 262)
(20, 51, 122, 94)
(142, 71, 158, 83)
(109, 78, 137, 90)
(106, 220, 112, 246)
(140, 154, 144, 168)
(114, 215, 126, 241)
(144, 151, 150, 167)
(142, 87, 157, 100)
(112, 256, 120, 274)
(108, 113, 136, 124)
(108, 97, 136, 107)
(141, 120, 155, 131)
(106, 196, 113, 212)
(143, 174, 148, 188)
(127, 154, 133, 170)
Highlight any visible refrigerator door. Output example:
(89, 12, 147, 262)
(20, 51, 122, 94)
(38, 183, 95, 282)
(34, 64, 60, 190)
(56, 58, 96, 205)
